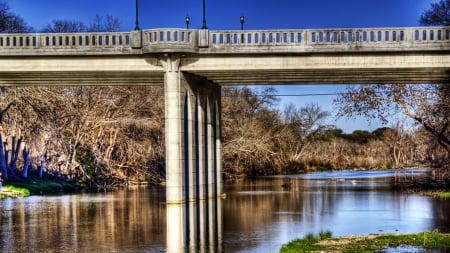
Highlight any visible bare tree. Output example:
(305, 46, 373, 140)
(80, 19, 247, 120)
(41, 14, 121, 33)
(0, 2, 33, 33)
(88, 14, 120, 32)
(420, 0, 450, 26)
(41, 20, 86, 33)
(335, 84, 450, 157)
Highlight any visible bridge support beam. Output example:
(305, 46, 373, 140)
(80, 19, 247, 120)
(162, 55, 223, 204)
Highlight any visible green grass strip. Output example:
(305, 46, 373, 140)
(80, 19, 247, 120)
(280, 231, 450, 253)
(0, 185, 30, 199)
(280, 230, 332, 253)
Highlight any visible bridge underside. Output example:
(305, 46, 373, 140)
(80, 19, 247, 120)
(187, 68, 449, 85)
(2, 68, 448, 86)
(182, 53, 450, 85)
(0, 71, 164, 85)
(1, 52, 448, 86)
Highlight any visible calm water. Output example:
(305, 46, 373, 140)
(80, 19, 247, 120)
(1, 169, 449, 252)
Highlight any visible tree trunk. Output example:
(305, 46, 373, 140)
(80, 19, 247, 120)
(0, 135, 8, 180)
(8, 136, 22, 174)
(38, 161, 44, 179)
(21, 147, 30, 179)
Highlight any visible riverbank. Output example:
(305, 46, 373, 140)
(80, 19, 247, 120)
(280, 231, 450, 253)
(393, 166, 450, 195)
(0, 185, 30, 199)
(0, 181, 80, 199)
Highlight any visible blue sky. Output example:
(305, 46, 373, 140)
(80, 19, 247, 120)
(8, 0, 435, 31)
(7, 0, 438, 132)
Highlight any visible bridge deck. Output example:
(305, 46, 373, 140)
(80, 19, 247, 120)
(0, 27, 449, 85)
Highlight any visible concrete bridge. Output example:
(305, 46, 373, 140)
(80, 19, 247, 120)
(0, 26, 449, 206)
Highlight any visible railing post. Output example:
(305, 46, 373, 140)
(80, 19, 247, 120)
(199, 29, 209, 48)
(130, 30, 142, 49)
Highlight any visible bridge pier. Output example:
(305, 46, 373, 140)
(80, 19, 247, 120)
(162, 55, 223, 204)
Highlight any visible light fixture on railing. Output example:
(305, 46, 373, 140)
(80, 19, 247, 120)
(185, 16, 190, 29)
(134, 0, 140, 31)
(240, 15, 245, 43)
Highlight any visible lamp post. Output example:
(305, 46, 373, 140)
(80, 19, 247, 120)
(201, 0, 207, 29)
(240, 15, 245, 43)
(134, 0, 140, 30)
(185, 16, 190, 29)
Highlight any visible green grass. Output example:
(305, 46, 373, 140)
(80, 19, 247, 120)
(9, 181, 63, 194)
(280, 231, 450, 253)
(280, 231, 332, 253)
(369, 232, 450, 248)
(5, 181, 79, 195)
(0, 185, 30, 199)
(438, 192, 450, 198)
(426, 191, 450, 198)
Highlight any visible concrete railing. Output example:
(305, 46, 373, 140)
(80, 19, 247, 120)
(0, 32, 132, 48)
(141, 29, 198, 53)
(0, 31, 136, 55)
(208, 26, 450, 53)
(0, 29, 197, 55)
(0, 26, 448, 55)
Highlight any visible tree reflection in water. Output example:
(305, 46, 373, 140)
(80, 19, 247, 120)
(0, 171, 449, 253)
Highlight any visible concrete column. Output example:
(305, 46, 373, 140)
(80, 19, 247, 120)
(164, 67, 223, 250)
(196, 95, 207, 200)
(184, 73, 222, 200)
(162, 55, 185, 204)
(214, 97, 223, 198)
(162, 55, 223, 204)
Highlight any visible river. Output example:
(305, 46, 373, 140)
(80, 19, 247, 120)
(1, 169, 449, 252)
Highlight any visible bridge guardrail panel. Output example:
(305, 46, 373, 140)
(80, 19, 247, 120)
(141, 29, 198, 54)
(0, 32, 137, 55)
(0, 26, 448, 55)
(207, 27, 450, 53)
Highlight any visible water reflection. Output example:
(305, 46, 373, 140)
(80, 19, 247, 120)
(0, 186, 167, 252)
(167, 198, 223, 253)
(222, 175, 450, 253)
(0, 171, 449, 252)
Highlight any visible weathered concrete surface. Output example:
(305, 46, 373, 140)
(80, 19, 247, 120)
(163, 55, 222, 204)
(182, 53, 450, 84)
(0, 57, 164, 85)
(0, 27, 448, 85)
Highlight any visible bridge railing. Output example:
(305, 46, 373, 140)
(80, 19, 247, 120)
(0, 32, 133, 50)
(208, 26, 450, 52)
(141, 29, 198, 53)
(0, 27, 448, 55)
(0, 29, 197, 55)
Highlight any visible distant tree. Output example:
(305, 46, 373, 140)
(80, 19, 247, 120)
(0, 1, 33, 33)
(341, 130, 373, 144)
(88, 14, 120, 32)
(371, 127, 391, 140)
(41, 14, 120, 33)
(419, 0, 450, 26)
(41, 20, 86, 33)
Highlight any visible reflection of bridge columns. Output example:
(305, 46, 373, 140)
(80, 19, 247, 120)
(167, 199, 223, 252)
(162, 55, 223, 205)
